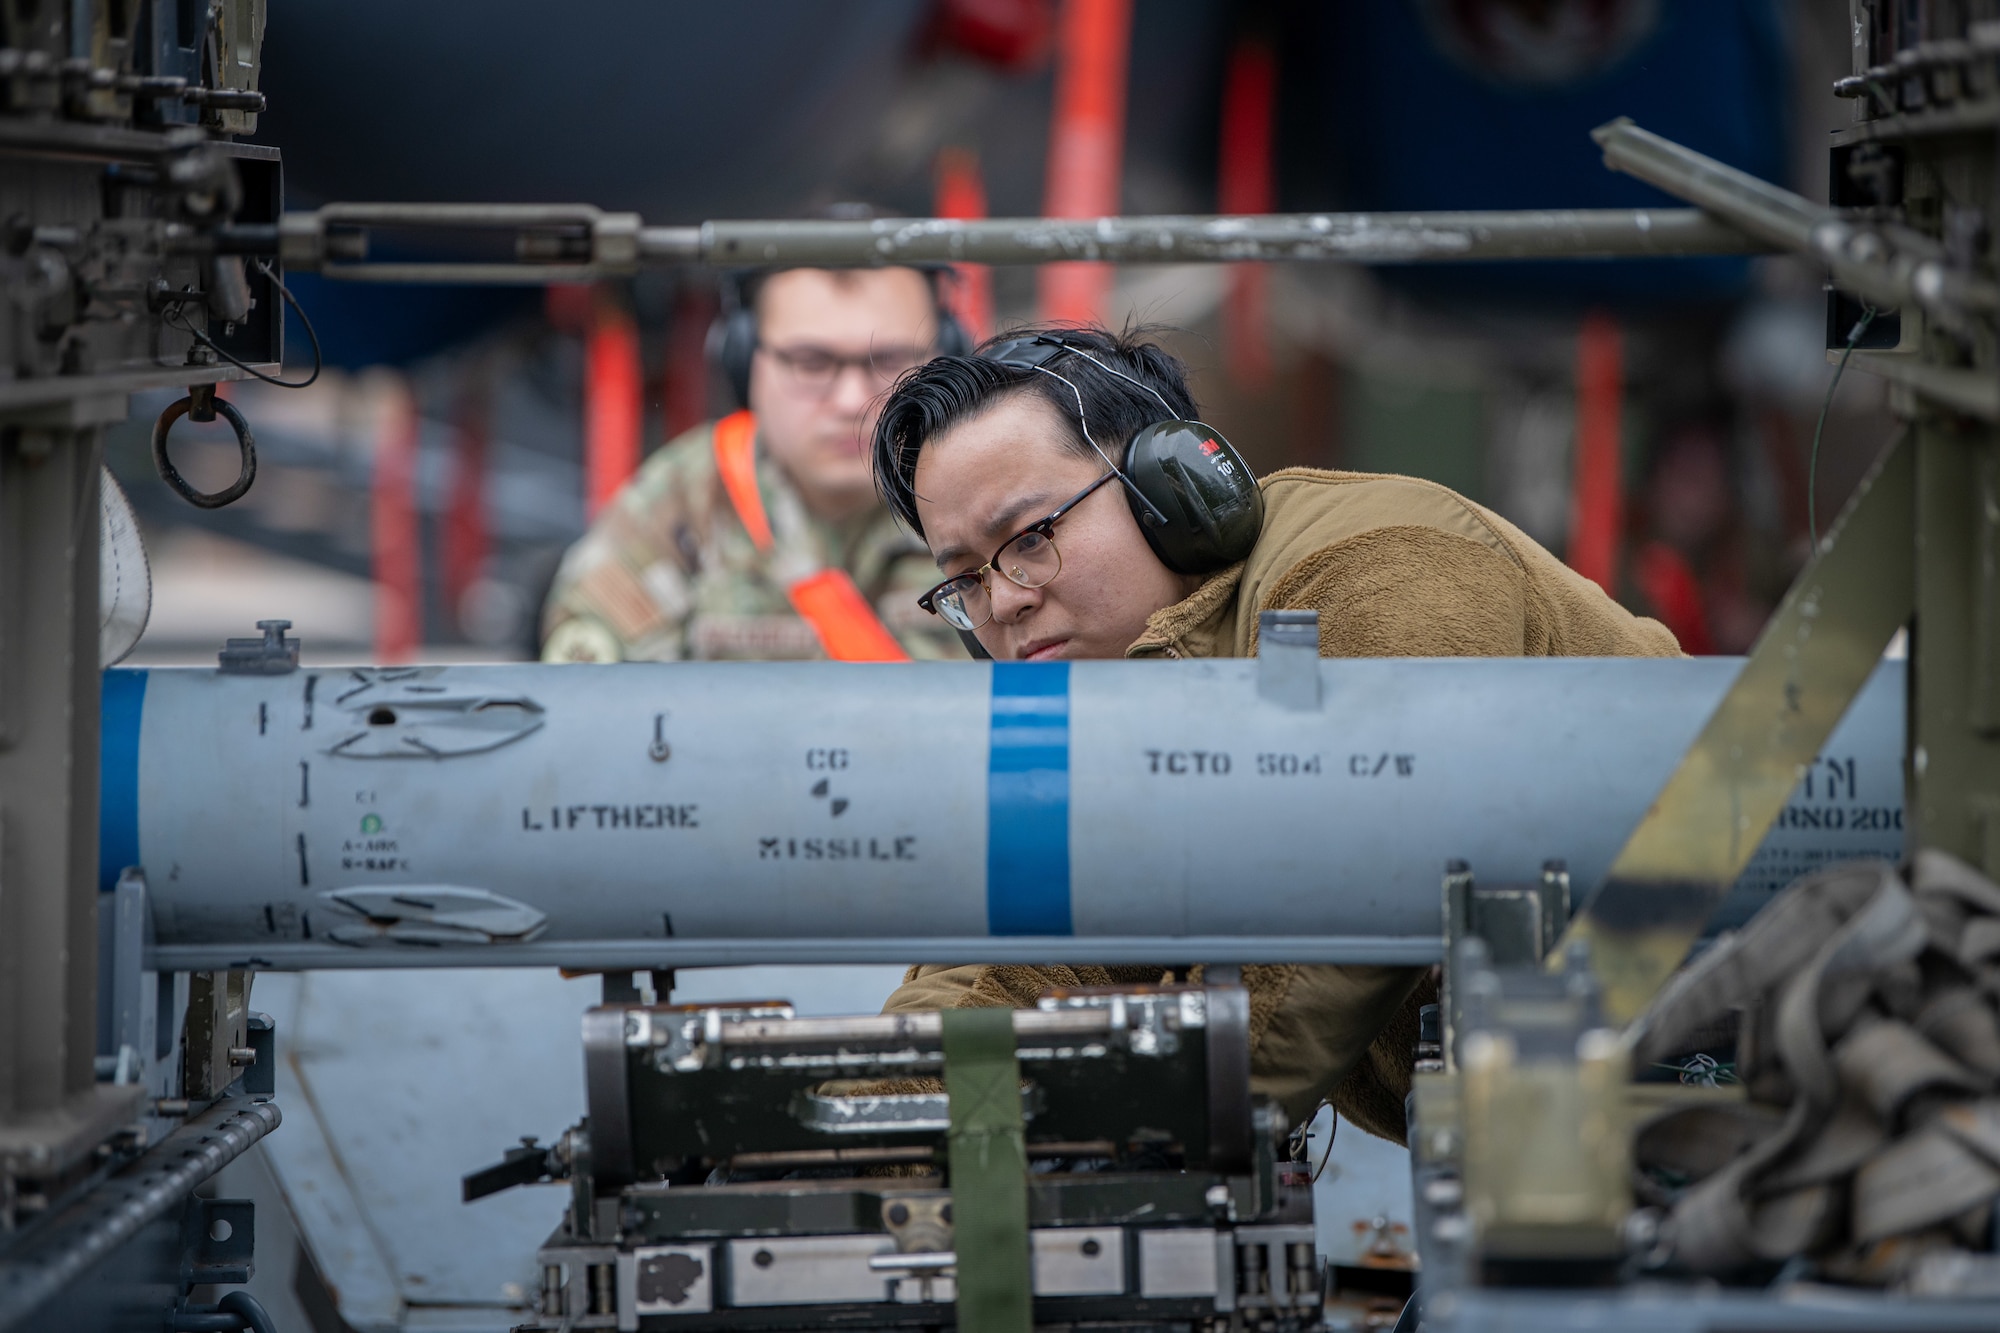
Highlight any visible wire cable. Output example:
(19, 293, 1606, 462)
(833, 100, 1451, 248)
(1038, 337, 1184, 421)
(1809, 303, 1878, 551)
(164, 258, 323, 389)
(1024, 363, 1173, 527)
(1290, 1100, 1338, 1184)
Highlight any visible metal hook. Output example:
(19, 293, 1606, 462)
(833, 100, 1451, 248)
(151, 385, 256, 509)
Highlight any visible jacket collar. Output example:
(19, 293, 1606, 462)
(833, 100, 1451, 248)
(1125, 562, 1246, 659)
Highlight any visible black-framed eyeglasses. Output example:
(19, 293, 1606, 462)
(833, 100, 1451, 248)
(917, 471, 1122, 632)
(758, 341, 927, 395)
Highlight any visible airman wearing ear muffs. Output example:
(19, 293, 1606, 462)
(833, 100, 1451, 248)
(872, 324, 1681, 1145)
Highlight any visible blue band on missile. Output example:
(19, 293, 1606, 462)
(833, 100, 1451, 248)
(100, 669, 148, 894)
(986, 662, 1071, 935)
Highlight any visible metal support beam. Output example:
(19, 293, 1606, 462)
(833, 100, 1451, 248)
(1559, 434, 1915, 1026)
(1914, 421, 2000, 870)
(0, 411, 142, 1213)
(684, 209, 1765, 269)
(1592, 117, 1998, 330)
(273, 204, 1770, 284)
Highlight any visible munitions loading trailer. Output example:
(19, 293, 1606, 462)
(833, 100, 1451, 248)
(6, 2, 2000, 1330)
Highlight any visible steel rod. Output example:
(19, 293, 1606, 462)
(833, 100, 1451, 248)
(686, 209, 1766, 267)
(1592, 116, 1999, 322)
(279, 206, 1770, 283)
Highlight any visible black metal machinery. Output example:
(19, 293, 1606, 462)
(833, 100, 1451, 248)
(467, 986, 1326, 1333)
(0, 4, 285, 1331)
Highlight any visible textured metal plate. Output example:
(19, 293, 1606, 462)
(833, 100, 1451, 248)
(1030, 1227, 1124, 1297)
(725, 1234, 893, 1307)
(1138, 1229, 1222, 1299)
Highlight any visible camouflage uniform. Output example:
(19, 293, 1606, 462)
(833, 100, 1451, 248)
(542, 419, 965, 662)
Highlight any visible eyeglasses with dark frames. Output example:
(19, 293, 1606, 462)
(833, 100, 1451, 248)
(759, 341, 928, 395)
(916, 470, 1122, 632)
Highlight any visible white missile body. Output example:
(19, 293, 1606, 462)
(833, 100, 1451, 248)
(107, 657, 1906, 971)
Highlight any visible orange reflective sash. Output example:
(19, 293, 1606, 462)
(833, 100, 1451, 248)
(712, 410, 773, 551)
(785, 569, 911, 662)
(712, 411, 910, 662)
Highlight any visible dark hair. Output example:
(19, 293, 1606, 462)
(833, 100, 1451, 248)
(736, 201, 949, 316)
(737, 264, 948, 318)
(871, 324, 1198, 536)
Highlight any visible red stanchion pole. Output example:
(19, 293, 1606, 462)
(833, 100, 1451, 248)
(1038, 0, 1131, 325)
(661, 283, 717, 443)
(584, 291, 642, 521)
(372, 374, 422, 663)
(441, 368, 490, 636)
(1218, 36, 1276, 388)
(1567, 311, 1625, 594)
(935, 145, 995, 342)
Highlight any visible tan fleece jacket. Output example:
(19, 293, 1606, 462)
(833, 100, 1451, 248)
(883, 467, 1680, 1144)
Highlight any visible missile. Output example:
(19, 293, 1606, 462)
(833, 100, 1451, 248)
(111, 656, 1905, 972)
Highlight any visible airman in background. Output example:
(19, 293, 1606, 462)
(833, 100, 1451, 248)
(541, 261, 969, 662)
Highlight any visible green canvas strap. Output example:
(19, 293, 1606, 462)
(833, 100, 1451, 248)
(942, 1006, 1032, 1333)
(1633, 852, 2000, 1277)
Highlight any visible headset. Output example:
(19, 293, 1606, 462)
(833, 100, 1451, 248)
(984, 334, 1263, 576)
(709, 269, 973, 410)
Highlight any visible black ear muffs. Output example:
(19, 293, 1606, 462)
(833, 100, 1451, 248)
(1123, 420, 1263, 575)
(709, 277, 972, 412)
(934, 310, 972, 359)
(710, 303, 760, 410)
(982, 333, 1265, 576)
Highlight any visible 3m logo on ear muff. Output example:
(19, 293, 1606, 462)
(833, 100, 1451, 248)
(1124, 420, 1263, 575)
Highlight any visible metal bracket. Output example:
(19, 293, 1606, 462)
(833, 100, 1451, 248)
(217, 619, 296, 674)
(103, 867, 149, 1070)
(1256, 610, 1321, 711)
(181, 970, 254, 1101)
(1445, 860, 1569, 971)
(242, 1012, 274, 1099)
(180, 1196, 254, 1287)
(1439, 861, 1571, 1071)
